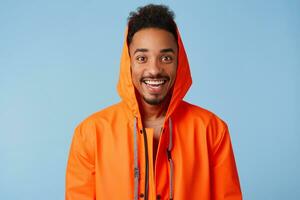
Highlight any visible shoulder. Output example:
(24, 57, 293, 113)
(74, 102, 126, 136)
(176, 101, 231, 151)
(175, 100, 227, 129)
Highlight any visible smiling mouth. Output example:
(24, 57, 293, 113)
(142, 79, 167, 87)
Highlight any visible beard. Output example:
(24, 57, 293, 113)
(142, 94, 165, 105)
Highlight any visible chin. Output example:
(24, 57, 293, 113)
(143, 96, 165, 106)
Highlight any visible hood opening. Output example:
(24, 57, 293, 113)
(117, 27, 192, 123)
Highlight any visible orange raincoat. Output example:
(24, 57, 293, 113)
(66, 28, 242, 200)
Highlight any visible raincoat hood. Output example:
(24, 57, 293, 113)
(117, 28, 192, 122)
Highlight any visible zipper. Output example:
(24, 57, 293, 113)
(142, 128, 149, 200)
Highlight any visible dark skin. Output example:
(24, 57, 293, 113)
(129, 28, 178, 164)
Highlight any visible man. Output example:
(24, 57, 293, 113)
(66, 4, 242, 200)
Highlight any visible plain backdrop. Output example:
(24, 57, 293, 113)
(0, 0, 299, 199)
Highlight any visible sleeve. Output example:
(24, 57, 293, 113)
(65, 123, 96, 200)
(210, 119, 242, 200)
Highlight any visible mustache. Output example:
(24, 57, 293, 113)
(140, 74, 170, 81)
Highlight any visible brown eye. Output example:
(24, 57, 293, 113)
(161, 55, 173, 63)
(136, 56, 147, 63)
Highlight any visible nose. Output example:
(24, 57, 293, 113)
(147, 59, 162, 76)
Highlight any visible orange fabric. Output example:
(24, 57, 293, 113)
(66, 28, 242, 200)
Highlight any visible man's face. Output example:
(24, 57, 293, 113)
(129, 28, 178, 105)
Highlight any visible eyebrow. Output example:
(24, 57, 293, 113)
(134, 48, 148, 54)
(133, 48, 175, 55)
(160, 48, 175, 53)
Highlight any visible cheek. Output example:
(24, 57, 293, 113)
(169, 64, 178, 79)
(131, 68, 141, 86)
(168, 65, 178, 86)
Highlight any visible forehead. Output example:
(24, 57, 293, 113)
(129, 28, 178, 52)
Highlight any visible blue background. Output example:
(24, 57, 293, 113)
(0, 0, 299, 199)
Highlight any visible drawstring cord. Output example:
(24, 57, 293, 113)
(133, 117, 174, 200)
(133, 118, 139, 200)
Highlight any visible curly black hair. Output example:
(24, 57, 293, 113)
(127, 4, 178, 45)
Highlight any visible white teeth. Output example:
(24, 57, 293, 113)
(144, 80, 165, 85)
